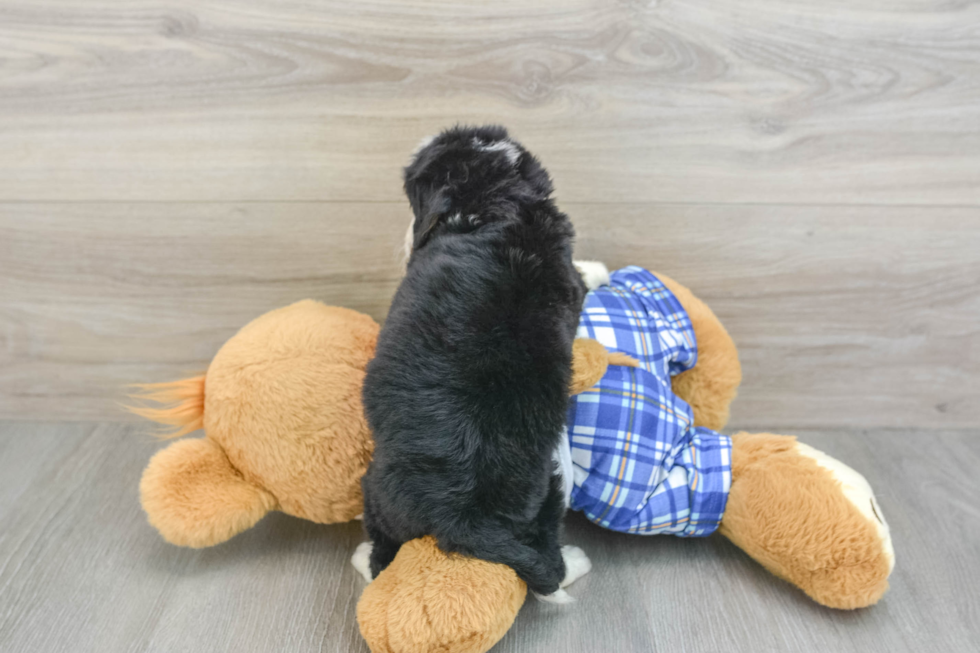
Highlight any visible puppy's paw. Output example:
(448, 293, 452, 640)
(559, 545, 592, 588)
(574, 260, 610, 290)
(351, 541, 374, 582)
(533, 588, 575, 605)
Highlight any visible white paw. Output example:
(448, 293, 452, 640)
(559, 544, 592, 588)
(574, 260, 610, 290)
(351, 541, 374, 582)
(795, 442, 895, 573)
(533, 588, 575, 604)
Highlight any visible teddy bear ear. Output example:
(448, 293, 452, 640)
(140, 438, 277, 548)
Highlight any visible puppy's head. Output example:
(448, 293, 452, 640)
(403, 125, 553, 253)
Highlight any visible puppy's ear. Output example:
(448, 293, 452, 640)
(414, 210, 442, 250)
(404, 181, 427, 222)
(517, 152, 554, 199)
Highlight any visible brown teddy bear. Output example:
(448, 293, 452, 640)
(132, 271, 893, 653)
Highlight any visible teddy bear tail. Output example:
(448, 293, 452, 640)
(140, 438, 278, 548)
(126, 375, 206, 439)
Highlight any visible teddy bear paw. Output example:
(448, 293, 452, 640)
(795, 442, 895, 574)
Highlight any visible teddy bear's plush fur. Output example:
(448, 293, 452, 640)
(132, 302, 630, 549)
(132, 274, 893, 653)
(721, 433, 894, 609)
(134, 302, 378, 547)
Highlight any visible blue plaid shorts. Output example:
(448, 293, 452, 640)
(566, 267, 731, 536)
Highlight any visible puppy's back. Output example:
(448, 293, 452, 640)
(363, 217, 580, 502)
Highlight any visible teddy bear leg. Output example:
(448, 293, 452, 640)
(357, 536, 526, 653)
(140, 438, 278, 548)
(656, 273, 742, 431)
(719, 433, 894, 609)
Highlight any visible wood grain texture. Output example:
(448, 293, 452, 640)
(0, 203, 410, 421)
(574, 204, 980, 430)
(0, 422, 977, 652)
(3, 203, 978, 429)
(0, 0, 978, 204)
(0, 422, 369, 653)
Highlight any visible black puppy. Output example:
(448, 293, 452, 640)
(356, 125, 588, 599)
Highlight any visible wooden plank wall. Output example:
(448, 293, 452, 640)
(1, 0, 978, 429)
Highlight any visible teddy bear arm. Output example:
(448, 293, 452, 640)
(140, 438, 278, 548)
(570, 338, 611, 395)
(654, 272, 742, 431)
(570, 338, 640, 396)
(719, 432, 894, 609)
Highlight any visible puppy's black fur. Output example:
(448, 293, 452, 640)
(360, 125, 586, 595)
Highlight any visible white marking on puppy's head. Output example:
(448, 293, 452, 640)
(472, 137, 521, 165)
(411, 134, 437, 159)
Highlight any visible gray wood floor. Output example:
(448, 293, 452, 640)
(1, 421, 977, 652)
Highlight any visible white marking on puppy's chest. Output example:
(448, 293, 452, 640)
(552, 427, 574, 509)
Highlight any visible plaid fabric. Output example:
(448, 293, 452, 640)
(566, 267, 731, 536)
